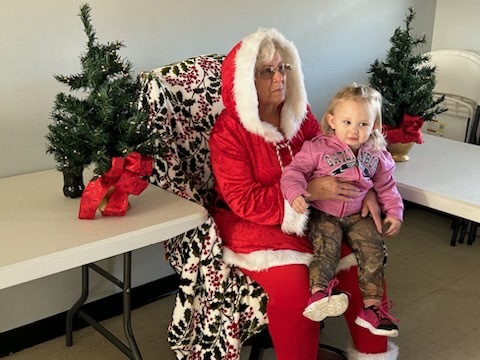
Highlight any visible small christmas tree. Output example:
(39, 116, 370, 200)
(46, 3, 159, 197)
(368, 7, 446, 143)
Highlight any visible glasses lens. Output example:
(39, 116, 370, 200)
(259, 67, 275, 79)
(257, 64, 291, 79)
(278, 63, 291, 75)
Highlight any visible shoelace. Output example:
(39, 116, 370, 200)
(375, 299, 400, 323)
(324, 277, 340, 303)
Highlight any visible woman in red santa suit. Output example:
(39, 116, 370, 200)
(209, 28, 399, 360)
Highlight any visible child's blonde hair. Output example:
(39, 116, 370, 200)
(320, 83, 386, 151)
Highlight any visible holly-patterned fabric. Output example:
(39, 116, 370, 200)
(139, 54, 268, 359)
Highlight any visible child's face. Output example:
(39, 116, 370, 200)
(326, 99, 377, 151)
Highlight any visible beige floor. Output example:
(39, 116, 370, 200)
(5, 206, 480, 360)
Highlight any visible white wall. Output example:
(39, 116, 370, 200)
(432, 0, 480, 51)
(0, 0, 436, 333)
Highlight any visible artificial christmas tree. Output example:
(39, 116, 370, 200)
(46, 4, 160, 202)
(368, 7, 446, 148)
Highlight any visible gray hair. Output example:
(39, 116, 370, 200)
(255, 38, 288, 71)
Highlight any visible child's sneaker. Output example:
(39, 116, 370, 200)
(303, 279, 349, 322)
(355, 300, 399, 337)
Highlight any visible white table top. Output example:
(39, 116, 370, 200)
(0, 169, 208, 290)
(394, 134, 480, 223)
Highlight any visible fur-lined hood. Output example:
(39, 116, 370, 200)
(221, 28, 308, 143)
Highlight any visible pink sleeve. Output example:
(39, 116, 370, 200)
(372, 149, 404, 221)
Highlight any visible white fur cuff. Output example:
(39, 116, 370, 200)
(347, 341, 399, 360)
(281, 199, 309, 236)
(223, 247, 312, 271)
(335, 253, 357, 273)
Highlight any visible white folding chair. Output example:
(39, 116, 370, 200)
(422, 50, 480, 245)
(422, 49, 480, 144)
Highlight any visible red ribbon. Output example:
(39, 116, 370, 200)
(78, 152, 153, 219)
(383, 114, 425, 144)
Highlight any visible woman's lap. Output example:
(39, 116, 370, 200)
(241, 264, 320, 360)
(242, 262, 388, 357)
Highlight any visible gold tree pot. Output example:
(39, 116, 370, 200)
(387, 142, 415, 162)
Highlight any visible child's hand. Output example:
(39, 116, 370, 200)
(292, 194, 309, 214)
(383, 216, 401, 237)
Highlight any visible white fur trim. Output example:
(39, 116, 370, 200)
(223, 234, 358, 273)
(223, 248, 312, 271)
(335, 253, 357, 274)
(234, 28, 308, 143)
(347, 341, 399, 360)
(281, 200, 309, 236)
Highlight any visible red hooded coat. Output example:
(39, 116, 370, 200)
(210, 28, 355, 271)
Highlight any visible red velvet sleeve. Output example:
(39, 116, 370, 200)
(210, 114, 284, 225)
(210, 111, 320, 227)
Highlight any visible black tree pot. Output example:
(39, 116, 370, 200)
(62, 168, 85, 198)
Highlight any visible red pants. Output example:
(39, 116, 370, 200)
(242, 264, 388, 360)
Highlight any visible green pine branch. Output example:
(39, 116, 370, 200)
(46, 3, 162, 177)
(367, 7, 447, 127)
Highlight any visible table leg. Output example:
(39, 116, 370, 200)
(66, 265, 89, 346)
(451, 218, 460, 246)
(65, 253, 143, 360)
(467, 222, 478, 245)
(123, 252, 142, 360)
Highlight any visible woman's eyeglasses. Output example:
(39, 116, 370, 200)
(256, 63, 291, 79)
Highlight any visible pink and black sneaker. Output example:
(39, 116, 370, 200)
(303, 278, 349, 322)
(355, 300, 399, 337)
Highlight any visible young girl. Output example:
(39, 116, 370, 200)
(280, 83, 402, 337)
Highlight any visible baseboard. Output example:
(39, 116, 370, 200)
(0, 273, 179, 358)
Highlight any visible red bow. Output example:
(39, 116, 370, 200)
(383, 114, 425, 144)
(79, 152, 153, 219)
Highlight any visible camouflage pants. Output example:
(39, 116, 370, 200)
(308, 208, 386, 301)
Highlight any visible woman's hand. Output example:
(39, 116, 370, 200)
(305, 177, 383, 232)
(305, 176, 360, 202)
(361, 189, 383, 233)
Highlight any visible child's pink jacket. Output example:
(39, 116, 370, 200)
(281, 134, 404, 221)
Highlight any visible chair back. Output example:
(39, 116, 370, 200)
(139, 54, 225, 204)
(426, 50, 480, 102)
(138, 55, 269, 358)
(424, 50, 480, 143)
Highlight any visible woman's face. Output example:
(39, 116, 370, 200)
(254, 51, 287, 108)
